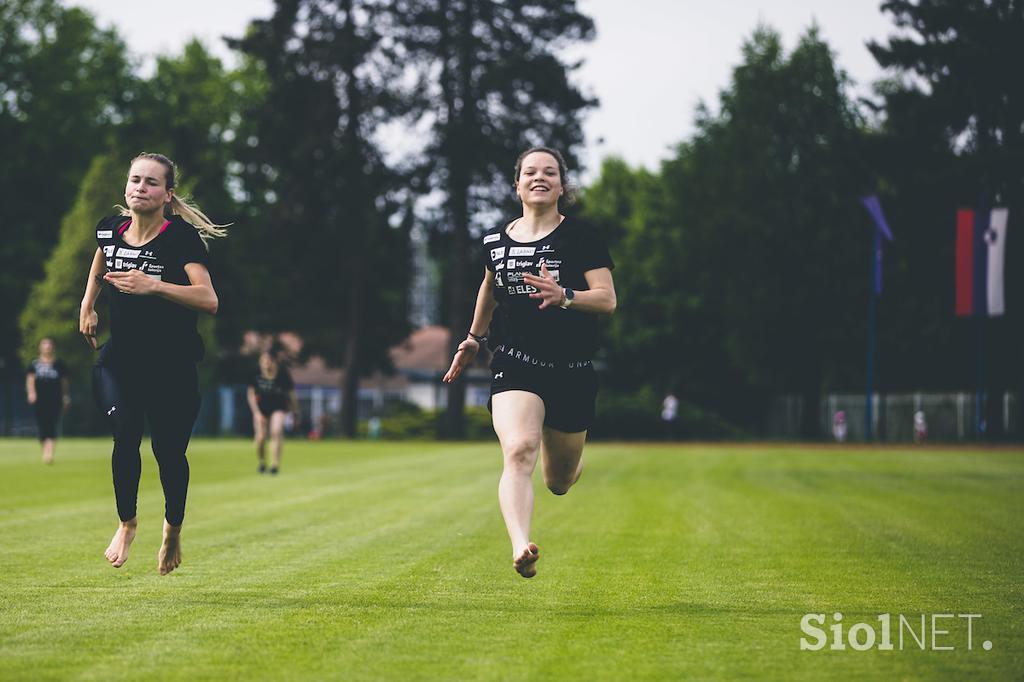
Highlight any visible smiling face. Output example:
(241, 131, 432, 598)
(515, 151, 564, 208)
(124, 158, 173, 215)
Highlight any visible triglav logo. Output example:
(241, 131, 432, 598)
(800, 613, 992, 652)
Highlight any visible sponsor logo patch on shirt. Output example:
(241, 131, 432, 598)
(97, 230, 113, 238)
(490, 247, 506, 261)
(483, 233, 501, 244)
(508, 246, 536, 256)
(116, 247, 141, 259)
(103, 245, 115, 257)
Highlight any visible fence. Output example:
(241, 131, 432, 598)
(2, 381, 1018, 442)
(766, 392, 1018, 442)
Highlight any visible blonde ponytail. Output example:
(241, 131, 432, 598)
(119, 152, 230, 248)
(168, 194, 229, 246)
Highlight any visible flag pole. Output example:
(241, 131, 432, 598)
(865, 228, 879, 441)
(976, 316, 985, 439)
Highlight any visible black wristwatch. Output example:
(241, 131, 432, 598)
(468, 331, 487, 344)
(559, 288, 575, 309)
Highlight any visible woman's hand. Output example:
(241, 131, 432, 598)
(524, 262, 565, 309)
(104, 270, 161, 296)
(79, 306, 99, 349)
(442, 337, 480, 383)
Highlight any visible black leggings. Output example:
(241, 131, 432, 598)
(93, 350, 200, 526)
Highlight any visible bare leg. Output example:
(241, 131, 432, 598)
(541, 428, 588, 495)
(104, 517, 137, 568)
(41, 439, 55, 465)
(158, 520, 182, 576)
(492, 391, 544, 578)
(269, 411, 285, 472)
(254, 415, 267, 471)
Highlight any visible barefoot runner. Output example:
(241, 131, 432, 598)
(80, 152, 225, 575)
(443, 147, 617, 578)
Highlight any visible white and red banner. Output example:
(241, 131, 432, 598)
(956, 207, 1009, 317)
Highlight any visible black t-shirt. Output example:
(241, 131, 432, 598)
(95, 215, 209, 364)
(251, 369, 294, 408)
(26, 358, 67, 406)
(483, 216, 615, 361)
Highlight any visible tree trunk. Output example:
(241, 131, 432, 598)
(440, 0, 475, 439)
(337, 0, 367, 438)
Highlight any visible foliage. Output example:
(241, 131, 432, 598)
(368, 406, 494, 440)
(0, 0, 137, 379)
(230, 0, 414, 436)
(586, 27, 870, 435)
(868, 0, 1024, 437)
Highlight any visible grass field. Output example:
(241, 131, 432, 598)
(0, 438, 1021, 681)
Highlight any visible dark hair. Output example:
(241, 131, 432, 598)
(513, 146, 577, 205)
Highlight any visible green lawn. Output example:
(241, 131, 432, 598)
(0, 438, 1021, 681)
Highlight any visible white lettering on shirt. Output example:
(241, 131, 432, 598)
(508, 246, 535, 256)
(97, 230, 113, 238)
(483, 233, 501, 244)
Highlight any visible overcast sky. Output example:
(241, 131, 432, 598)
(66, 0, 897, 180)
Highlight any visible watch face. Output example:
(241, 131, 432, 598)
(565, 288, 575, 300)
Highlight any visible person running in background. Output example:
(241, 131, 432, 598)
(661, 392, 679, 440)
(247, 351, 296, 475)
(444, 146, 617, 578)
(25, 338, 70, 464)
(80, 152, 225, 575)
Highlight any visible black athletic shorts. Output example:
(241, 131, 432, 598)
(486, 346, 598, 433)
(33, 402, 61, 441)
(257, 399, 288, 418)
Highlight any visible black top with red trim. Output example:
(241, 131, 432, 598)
(95, 215, 209, 364)
(482, 216, 615, 362)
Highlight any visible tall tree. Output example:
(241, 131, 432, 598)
(0, 0, 136, 385)
(231, 0, 412, 437)
(869, 0, 1024, 437)
(587, 27, 870, 435)
(401, 0, 596, 437)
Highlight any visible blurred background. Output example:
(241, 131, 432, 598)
(1, 0, 1020, 442)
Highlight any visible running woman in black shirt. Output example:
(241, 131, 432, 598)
(79, 152, 225, 575)
(247, 352, 296, 475)
(444, 147, 617, 578)
(25, 338, 70, 465)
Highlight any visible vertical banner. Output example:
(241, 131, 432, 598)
(860, 195, 894, 295)
(986, 208, 1009, 316)
(956, 207, 1010, 317)
(955, 209, 974, 316)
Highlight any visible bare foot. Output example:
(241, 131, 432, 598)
(513, 542, 540, 578)
(157, 520, 182, 576)
(104, 519, 137, 568)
